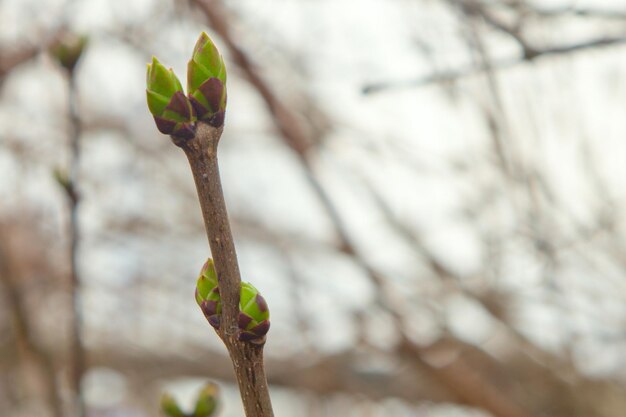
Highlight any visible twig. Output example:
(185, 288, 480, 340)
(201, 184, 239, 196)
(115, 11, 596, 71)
(458, 0, 539, 59)
(0, 47, 39, 82)
(173, 122, 274, 417)
(0, 232, 63, 417)
(362, 35, 626, 94)
(399, 339, 536, 417)
(529, 5, 626, 20)
(457, 4, 517, 178)
(0, 29, 65, 84)
(88, 345, 454, 404)
(65, 66, 86, 417)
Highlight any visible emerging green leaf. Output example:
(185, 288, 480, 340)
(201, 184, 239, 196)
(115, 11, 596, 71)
(195, 258, 270, 343)
(195, 259, 222, 329)
(238, 282, 270, 343)
(193, 383, 220, 417)
(146, 56, 196, 139)
(187, 32, 227, 126)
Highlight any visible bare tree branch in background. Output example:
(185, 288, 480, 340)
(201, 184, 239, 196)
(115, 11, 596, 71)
(363, 36, 626, 94)
(362, 1, 626, 94)
(0, 28, 65, 85)
(51, 32, 89, 417)
(526, 4, 626, 20)
(0, 47, 39, 82)
(0, 227, 62, 417)
(459, 0, 539, 59)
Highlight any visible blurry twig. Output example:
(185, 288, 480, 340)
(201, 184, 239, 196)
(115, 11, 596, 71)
(400, 339, 533, 417)
(0, 28, 65, 84)
(52, 32, 88, 417)
(0, 230, 62, 417)
(459, 5, 516, 179)
(363, 0, 626, 96)
(528, 5, 626, 20)
(0, 47, 39, 82)
(88, 346, 454, 403)
(67, 67, 86, 417)
(459, 5, 565, 277)
(458, 0, 539, 59)
(359, 176, 581, 374)
(363, 35, 626, 94)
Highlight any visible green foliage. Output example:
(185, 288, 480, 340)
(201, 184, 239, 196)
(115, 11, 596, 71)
(187, 32, 227, 126)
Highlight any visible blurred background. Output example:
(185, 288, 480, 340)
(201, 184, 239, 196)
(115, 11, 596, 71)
(2, 0, 626, 416)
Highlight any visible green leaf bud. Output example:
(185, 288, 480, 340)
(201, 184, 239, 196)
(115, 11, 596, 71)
(238, 282, 270, 343)
(195, 258, 270, 342)
(195, 259, 221, 329)
(193, 383, 220, 417)
(50, 32, 88, 73)
(187, 32, 227, 126)
(146, 56, 196, 139)
(53, 167, 79, 203)
(160, 393, 186, 417)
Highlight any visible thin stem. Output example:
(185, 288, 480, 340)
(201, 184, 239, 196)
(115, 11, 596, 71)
(362, 35, 626, 94)
(67, 72, 86, 417)
(0, 235, 63, 417)
(174, 122, 274, 417)
(229, 343, 273, 417)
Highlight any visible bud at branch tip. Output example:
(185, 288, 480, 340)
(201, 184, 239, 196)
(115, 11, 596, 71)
(146, 32, 227, 140)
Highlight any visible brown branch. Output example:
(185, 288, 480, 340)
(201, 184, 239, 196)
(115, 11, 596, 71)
(0, 231, 63, 417)
(400, 339, 536, 417)
(0, 28, 65, 83)
(69, 77, 86, 417)
(58, 63, 87, 417)
(529, 5, 626, 20)
(173, 122, 274, 417)
(45, 334, 626, 416)
(87, 347, 454, 404)
(362, 35, 626, 94)
(0, 47, 39, 81)
(459, 6, 518, 179)
(458, 0, 539, 59)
